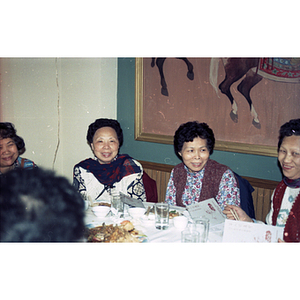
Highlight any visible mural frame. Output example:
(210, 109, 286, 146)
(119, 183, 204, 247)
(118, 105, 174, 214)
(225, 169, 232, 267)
(134, 58, 278, 157)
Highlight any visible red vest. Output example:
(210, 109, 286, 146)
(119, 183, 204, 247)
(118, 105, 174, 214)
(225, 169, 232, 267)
(271, 180, 300, 242)
(173, 159, 232, 207)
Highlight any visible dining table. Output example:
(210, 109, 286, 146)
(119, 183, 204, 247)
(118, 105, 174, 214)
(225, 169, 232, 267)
(85, 202, 225, 243)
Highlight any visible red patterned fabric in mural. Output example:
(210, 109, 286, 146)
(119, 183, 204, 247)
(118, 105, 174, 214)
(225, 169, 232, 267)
(258, 58, 300, 83)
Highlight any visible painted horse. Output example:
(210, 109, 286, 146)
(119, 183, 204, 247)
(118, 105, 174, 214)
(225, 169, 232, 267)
(151, 58, 194, 96)
(209, 58, 300, 129)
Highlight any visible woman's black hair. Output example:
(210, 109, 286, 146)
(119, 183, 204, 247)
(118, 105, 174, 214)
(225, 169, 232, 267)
(0, 122, 25, 154)
(86, 118, 123, 147)
(173, 121, 215, 160)
(278, 118, 300, 151)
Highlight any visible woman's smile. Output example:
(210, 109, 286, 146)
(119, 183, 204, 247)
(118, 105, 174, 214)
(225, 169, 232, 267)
(0, 138, 19, 172)
(278, 135, 300, 180)
(191, 162, 203, 168)
(91, 126, 120, 164)
(179, 137, 210, 173)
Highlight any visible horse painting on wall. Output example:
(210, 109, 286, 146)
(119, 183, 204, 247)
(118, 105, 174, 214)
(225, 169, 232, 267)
(135, 57, 300, 156)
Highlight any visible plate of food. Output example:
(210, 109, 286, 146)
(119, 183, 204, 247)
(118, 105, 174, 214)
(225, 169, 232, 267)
(86, 220, 147, 243)
(143, 204, 187, 221)
(169, 209, 181, 219)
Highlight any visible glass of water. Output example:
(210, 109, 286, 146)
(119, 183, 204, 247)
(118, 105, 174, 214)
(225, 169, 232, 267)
(181, 228, 200, 243)
(187, 218, 209, 242)
(155, 203, 169, 230)
(111, 192, 124, 217)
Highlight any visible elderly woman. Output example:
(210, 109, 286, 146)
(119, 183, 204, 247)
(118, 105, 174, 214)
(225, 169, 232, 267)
(165, 121, 240, 210)
(0, 122, 36, 175)
(223, 118, 300, 242)
(73, 118, 146, 204)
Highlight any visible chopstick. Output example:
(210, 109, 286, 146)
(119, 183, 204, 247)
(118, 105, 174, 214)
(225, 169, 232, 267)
(230, 208, 240, 221)
(144, 206, 151, 216)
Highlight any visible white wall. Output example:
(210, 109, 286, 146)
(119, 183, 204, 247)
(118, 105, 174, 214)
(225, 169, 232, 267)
(0, 57, 117, 182)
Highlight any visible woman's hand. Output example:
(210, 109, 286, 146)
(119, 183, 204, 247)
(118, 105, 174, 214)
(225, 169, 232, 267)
(223, 205, 253, 222)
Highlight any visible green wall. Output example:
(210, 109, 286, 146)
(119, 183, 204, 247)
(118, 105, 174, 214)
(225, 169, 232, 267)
(117, 58, 282, 182)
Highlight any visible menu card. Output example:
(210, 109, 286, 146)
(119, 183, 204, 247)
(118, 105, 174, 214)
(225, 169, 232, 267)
(120, 192, 145, 208)
(222, 219, 284, 243)
(187, 198, 226, 226)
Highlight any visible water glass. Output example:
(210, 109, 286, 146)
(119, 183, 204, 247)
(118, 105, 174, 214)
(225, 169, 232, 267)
(155, 203, 169, 230)
(181, 228, 200, 243)
(111, 192, 124, 216)
(188, 218, 209, 242)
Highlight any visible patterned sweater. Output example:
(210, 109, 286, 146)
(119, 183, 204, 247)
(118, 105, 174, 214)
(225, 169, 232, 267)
(171, 159, 240, 209)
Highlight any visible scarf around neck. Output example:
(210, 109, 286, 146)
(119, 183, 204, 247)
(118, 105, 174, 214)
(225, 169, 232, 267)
(77, 154, 141, 187)
(283, 176, 300, 188)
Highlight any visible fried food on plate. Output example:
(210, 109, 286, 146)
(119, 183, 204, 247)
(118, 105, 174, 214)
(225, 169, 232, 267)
(87, 221, 139, 243)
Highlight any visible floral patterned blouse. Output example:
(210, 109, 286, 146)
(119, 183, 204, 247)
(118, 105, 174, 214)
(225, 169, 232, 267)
(165, 164, 240, 210)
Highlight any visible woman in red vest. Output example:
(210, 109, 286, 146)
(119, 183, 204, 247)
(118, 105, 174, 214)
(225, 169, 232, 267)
(165, 121, 240, 210)
(224, 118, 300, 242)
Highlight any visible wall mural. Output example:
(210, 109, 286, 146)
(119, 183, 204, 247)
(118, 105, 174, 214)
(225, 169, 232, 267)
(135, 58, 300, 157)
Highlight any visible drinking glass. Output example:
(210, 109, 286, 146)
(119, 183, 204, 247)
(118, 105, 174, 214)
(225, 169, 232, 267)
(155, 203, 169, 230)
(188, 218, 209, 242)
(111, 192, 124, 217)
(181, 228, 200, 243)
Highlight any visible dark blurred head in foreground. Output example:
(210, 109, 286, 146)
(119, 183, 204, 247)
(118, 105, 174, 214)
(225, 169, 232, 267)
(0, 168, 86, 242)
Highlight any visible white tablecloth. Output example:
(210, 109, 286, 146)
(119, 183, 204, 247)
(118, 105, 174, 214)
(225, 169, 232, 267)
(85, 202, 224, 243)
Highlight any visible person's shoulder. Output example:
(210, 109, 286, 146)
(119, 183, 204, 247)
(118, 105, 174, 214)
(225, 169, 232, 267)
(173, 162, 184, 170)
(209, 159, 230, 171)
(173, 163, 185, 176)
(18, 157, 37, 169)
(121, 154, 141, 167)
(131, 158, 141, 165)
(129, 158, 144, 173)
(74, 158, 93, 167)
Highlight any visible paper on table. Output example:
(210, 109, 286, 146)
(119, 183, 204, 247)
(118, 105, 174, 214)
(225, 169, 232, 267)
(222, 219, 284, 242)
(187, 198, 226, 226)
(120, 192, 145, 208)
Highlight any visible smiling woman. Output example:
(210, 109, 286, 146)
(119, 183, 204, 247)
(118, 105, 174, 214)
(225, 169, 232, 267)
(73, 118, 146, 204)
(178, 137, 210, 173)
(0, 122, 37, 175)
(91, 126, 120, 164)
(223, 119, 300, 242)
(278, 135, 300, 180)
(165, 121, 240, 210)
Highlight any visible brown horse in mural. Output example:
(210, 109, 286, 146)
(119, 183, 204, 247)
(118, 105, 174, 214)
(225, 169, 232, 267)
(151, 58, 194, 96)
(209, 57, 300, 129)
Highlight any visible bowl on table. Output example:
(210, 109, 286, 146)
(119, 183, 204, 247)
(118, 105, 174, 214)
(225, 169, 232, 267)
(128, 207, 146, 219)
(173, 216, 188, 230)
(92, 206, 110, 218)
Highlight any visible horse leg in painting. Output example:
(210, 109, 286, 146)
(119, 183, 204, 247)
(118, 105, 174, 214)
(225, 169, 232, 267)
(237, 69, 263, 129)
(218, 58, 259, 124)
(151, 58, 194, 96)
(177, 57, 194, 80)
(152, 58, 168, 96)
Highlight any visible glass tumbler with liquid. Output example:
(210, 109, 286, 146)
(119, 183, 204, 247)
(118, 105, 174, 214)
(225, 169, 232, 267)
(155, 203, 169, 230)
